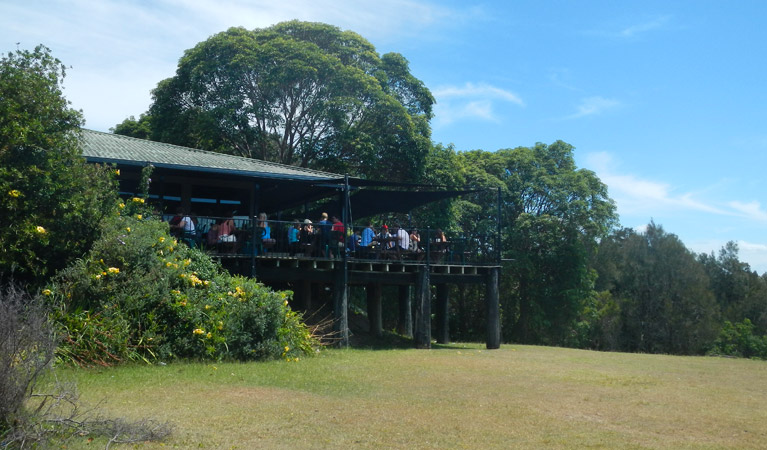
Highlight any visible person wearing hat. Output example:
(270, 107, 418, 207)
(300, 219, 314, 243)
(378, 224, 393, 249)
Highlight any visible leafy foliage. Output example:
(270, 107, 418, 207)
(51, 210, 318, 365)
(709, 319, 767, 359)
(592, 224, 720, 354)
(0, 45, 118, 288)
(121, 21, 434, 182)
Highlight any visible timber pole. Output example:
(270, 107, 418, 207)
(486, 267, 501, 349)
(397, 285, 413, 337)
(435, 283, 450, 344)
(367, 283, 383, 337)
(414, 265, 431, 349)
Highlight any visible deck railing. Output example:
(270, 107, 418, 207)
(168, 216, 499, 266)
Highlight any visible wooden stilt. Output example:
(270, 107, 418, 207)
(397, 285, 413, 337)
(367, 283, 383, 337)
(414, 266, 431, 349)
(333, 264, 349, 347)
(486, 267, 501, 349)
(435, 283, 449, 344)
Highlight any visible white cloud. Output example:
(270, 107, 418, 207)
(619, 15, 672, 38)
(729, 201, 767, 223)
(433, 82, 524, 104)
(432, 82, 523, 126)
(567, 96, 620, 119)
(2, 0, 463, 131)
(586, 15, 673, 40)
(584, 152, 729, 217)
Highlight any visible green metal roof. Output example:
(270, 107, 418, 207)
(80, 129, 342, 181)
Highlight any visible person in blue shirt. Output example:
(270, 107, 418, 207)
(360, 221, 375, 247)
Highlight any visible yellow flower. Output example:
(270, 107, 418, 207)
(193, 328, 205, 335)
(35, 226, 46, 234)
(8, 189, 20, 198)
(115, 169, 120, 176)
(205, 304, 211, 310)
(166, 261, 172, 267)
(158, 236, 165, 243)
(107, 267, 120, 274)
(284, 346, 290, 353)
(42, 289, 52, 296)
(119, 202, 125, 209)
(95, 274, 102, 279)
(131, 197, 145, 204)
(125, 227, 131, 232)
(136, 214, 143, 220)
(206, 332, 212, 339)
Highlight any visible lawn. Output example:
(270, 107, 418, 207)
(59, 344, 767, 449)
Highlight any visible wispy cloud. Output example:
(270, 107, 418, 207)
(567, 96, 620, 119)
(432, 82, 523, 126)
(619, 15, 672, 38)
(729, 201, 767, 222)
(584, 152, 729, 217)
(587, 15, 673, 40)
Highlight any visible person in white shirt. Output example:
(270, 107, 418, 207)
(394, 224, 410, 251)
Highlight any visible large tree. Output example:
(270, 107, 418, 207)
(0, 45, 117, 288)
(123, 21, 434, 181)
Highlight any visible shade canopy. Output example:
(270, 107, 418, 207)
(81, 130, 477, 218)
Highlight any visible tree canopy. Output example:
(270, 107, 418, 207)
(118, 21, 434, 182)
(0, 45, 118, 288)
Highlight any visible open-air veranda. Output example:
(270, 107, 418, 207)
(81, 129, 502, 349)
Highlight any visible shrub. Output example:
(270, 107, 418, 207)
(51, 212, 319, 365)
(709, 319, 767, 360)
(0, 284, 56, 437)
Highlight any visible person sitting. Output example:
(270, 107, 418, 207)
(256, 212, 276, 252)
(378, 225, 393, 247)
(300, 219, 314, 241)
(215, 212, 237, 253)
(347, 229, 360, 254)
(394, 224, 410, 251)
(409, 229, 421, 251)
(217, 213, 237, 243)
(170, 207, 196, 245)
(287, 219, 300, 254)
(434, 228, 447, 243)
(360, 221, 375, 247)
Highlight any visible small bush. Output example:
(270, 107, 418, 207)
(51, 212, 319, 365)
(709, 319, 767, 359)
(0, 284, 56, 437)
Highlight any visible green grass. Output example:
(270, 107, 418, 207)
(54, 344, 767, 449)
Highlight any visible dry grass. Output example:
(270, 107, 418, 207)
(58, 344, 767, 449)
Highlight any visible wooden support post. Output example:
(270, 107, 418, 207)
(435, 283, 449, 344)
(366, 283, 383, 337)
(486, 267, 501, 349)
(333, 264, 349, 347)
(397, 285, 413, 337)
(414, 266, 431, 349)
(298, 280, 311, 311)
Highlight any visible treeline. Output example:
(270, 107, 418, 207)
(110, 21, 767, 358)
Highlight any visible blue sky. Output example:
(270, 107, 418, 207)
(3, 0, 767, 272)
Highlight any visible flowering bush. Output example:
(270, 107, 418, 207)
(51, 213, 319, 365)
